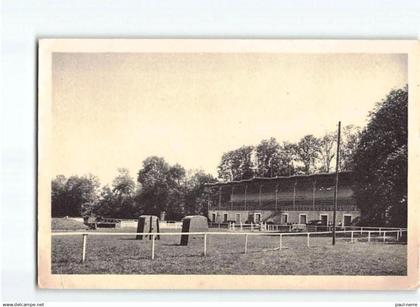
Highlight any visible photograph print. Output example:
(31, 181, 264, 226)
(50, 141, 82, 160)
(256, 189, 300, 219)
(37, 39, 419, 289)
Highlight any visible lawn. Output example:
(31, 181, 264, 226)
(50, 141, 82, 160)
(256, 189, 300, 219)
(51, 219, 407, 275)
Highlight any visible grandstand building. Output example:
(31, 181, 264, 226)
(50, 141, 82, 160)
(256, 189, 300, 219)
(204, 171, 360, 226)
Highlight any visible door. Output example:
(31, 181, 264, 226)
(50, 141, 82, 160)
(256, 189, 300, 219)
(254, 213, 261, 223)
(223, 213, 228, 223)
(343, 215, 352, 226)
(281, 214, 288, 224)
(212, 213, 216, 222)
(235, 213, 241, 223)
(299, 214, 307, 224)
(320, 214, 328, 226)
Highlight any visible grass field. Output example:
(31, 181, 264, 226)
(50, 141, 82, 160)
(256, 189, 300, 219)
(51, 218, 407, 275)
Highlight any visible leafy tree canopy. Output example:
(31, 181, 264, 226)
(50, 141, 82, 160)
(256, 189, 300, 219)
(353, 86, 407, 226)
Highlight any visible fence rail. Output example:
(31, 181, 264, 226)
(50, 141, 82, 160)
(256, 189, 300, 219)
(52, 228, 407, 263)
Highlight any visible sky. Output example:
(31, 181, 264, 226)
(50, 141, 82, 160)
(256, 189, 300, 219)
(52, 52, 407, 184)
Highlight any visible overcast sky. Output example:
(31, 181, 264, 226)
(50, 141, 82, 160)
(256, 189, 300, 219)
(52, 52, 407, 184)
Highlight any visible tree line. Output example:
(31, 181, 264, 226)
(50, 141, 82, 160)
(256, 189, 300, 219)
(217, 125, 361, 181)
(51, 86, 408, 226)
(51, 160, 217, 220)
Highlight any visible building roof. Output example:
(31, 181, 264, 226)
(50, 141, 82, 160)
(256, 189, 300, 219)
(204, 171, 353, 187)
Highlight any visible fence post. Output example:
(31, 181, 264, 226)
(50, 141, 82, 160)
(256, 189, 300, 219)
(81, 234, 87, 263)
(379, 227, 382, 236)
(244, 234, 248, 254)
(368, 231, 371, 243)
(233, 222, 235, 231)
(240, 222, 243, 231)
(307, 233, 310, 247)
(396, 230, 399, 241)
(151, 234, 156, 259)
(383, 231, 386, 243)
(351, 231, 354, 243)
(251, 223, 253, 231)
(279, 234, 283, 250)
(289, 225, 292, 232)
(203, 234, 207, 256)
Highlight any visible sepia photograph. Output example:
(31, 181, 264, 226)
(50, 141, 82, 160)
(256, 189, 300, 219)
(37, 39, 419, 289)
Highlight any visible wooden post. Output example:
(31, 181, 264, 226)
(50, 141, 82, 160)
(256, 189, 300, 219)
(307, 233, 310, 247)
(368, 231, 371, 243)
(244, 234, 248, 254)
(240, 222, 243, 231)
(233, 222, 235, 231)
(396, 230, 400, 241)
(151, 234, 156, 259)
(383, 231, 386, 243)
(379, 227, 382, 236)
(203, 234, 207, 256)
(81, 234, 87, 263)
(251, 222, 253, 231)
(351, 231, 354, 243)
(279, 234, 283, 250)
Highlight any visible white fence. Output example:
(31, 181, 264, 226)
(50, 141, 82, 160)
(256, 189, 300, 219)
(226, 221, 406, 234)
(52, 228, 407, 263)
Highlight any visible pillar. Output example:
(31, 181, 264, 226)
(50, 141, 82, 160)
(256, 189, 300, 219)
(312, 180, 316, 210)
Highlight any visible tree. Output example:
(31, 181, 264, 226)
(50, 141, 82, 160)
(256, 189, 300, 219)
(340, 125, 361, 171)
(318, 132, 336, 173)
(93, 185, 116, 217)
(51, 175, 67, 217)
(112, 168, 135, 197)
(136, 156, 186, 220)
(110, 168, 136, 218)
(255, 138, 295, 177)
(353, 86, 407, 226)
(278, 141, 297, 176)
(256, 138, 279, 177)
(51, 174, 100, 217)
(293, 135, 321, 174)
(184, 170, 218, 216)
(217, 146, 255, 181)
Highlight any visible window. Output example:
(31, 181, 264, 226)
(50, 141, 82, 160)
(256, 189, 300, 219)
(343, 215, 352, 226)
(223, 213, 228, 223)
(235, 213, 241, 223)
(212, 213, 216, 222)
(254, 213, 262, 223)
(299, 214, 307, 224)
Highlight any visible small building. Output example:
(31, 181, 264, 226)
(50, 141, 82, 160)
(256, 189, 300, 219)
(204, 171, 360, 226)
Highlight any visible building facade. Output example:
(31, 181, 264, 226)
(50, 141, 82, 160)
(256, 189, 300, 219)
(204, 171, 360, 226)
